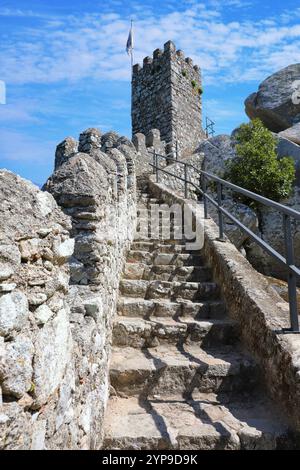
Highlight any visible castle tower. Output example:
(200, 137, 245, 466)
(132, 40, 205, 158)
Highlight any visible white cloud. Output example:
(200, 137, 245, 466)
(0, 3, 300, 88)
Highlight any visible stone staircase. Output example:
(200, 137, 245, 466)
(103, 187, 294, 450)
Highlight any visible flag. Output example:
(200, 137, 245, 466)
(126, 23, 133, 56)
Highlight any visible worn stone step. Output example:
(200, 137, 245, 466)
(133, 238, 196, 247)
(137, 198, 160, 206)
(124, 263, 212, 282)
(110, 345, 259, 396)
(103, 394, 294, 450)
(136, 226, 182, 236)
(117, 297, 226, 320)
(119, 280, 220, 301)
(112, 317, 238, 348)
(130, 242, 193, 254)
(127, 251, 205, 266)
(137, 222, 181, 229)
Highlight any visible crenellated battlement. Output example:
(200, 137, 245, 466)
(132, 41, 200, 80)
(132, 41, 205, 158)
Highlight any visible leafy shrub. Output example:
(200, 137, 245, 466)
(191, 79, 197, 88)
(225, 119, 295, 202)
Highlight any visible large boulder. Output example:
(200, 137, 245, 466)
(197, 135, 236, 177)
(275, 135, 300, 186)
(245, 64, 300, 132)
(245, 191, 300, 281)
(279, 122, 300, 145)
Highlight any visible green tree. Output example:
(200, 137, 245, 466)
(225, 119, 295, 202)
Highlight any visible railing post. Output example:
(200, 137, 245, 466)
(202, 175, 209, 219)
(283, 214, 299, 332)
(184, 164, 188, 199)
(217, 182, 225, 241)
(155, 153, 159, 183)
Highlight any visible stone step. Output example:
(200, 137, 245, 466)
(130, 242, 196, 254)
(112, 317, 238, 348)
(137, 198, 160, 206)
(119, 280, 220, 301)
(133, 236, 182, 245)
(103, 394, 293, 450)
(136, 221, 182, 230)
(117, 297, 226, 319)
(136, 225, 184, 236)
(127, 251, 205, 266)
(110, 345, 259, 396)
(124, 263, 212, 282)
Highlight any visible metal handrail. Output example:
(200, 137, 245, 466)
(150, 150, 300, 333)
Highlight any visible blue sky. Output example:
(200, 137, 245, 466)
(1, 0, 300, 185)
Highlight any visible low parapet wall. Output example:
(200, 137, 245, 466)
(149, 179, 300, 433)
(0, 128, 137, 450)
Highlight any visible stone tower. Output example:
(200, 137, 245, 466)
(132, 40, 205, 158)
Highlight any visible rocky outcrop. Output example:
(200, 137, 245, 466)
(197, 134, 236, 176)
(0, 126, 137, 450)
(275, 135, 300, 186)
(194, 136, 258, 249)
(245, 191, 300, 280)
(245, 64, 300, 132)
(279, 122, 300, 145)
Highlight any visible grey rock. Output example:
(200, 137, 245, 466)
(245, 64, 300, 132)
(0, 170, 70, 243)
(53, 239, 75, 262)
(208, 198, 258, 248)
(1, 335, 34, 399)
(28, 293, 47, 307)
(55, 363, 75, 431)
(275, 135, 300, 186)
(0, 284, 16, 293)
(0, 267, 14, 281)
(30, 420, 47, 450)
(33, 307, 72, 407)
(0, 245, 21, 266)
(197, 135, 236, 177)
(44, 154, 109, 208)
(19, 238, 41, 261)
(83, 296, 103, 322)
(34, 304, 53, 325)
(0, 292, 29, 336)
(245, 193, 300, 279)
(0, 245, 21, 281)
(279, 122, 300, 145)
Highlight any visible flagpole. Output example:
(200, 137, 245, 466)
(130, 19, 134, 75)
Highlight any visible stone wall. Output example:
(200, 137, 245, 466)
(132, 41, 205, 158)
(0, 128, 137, 449)
(0, 170, 74, 449)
